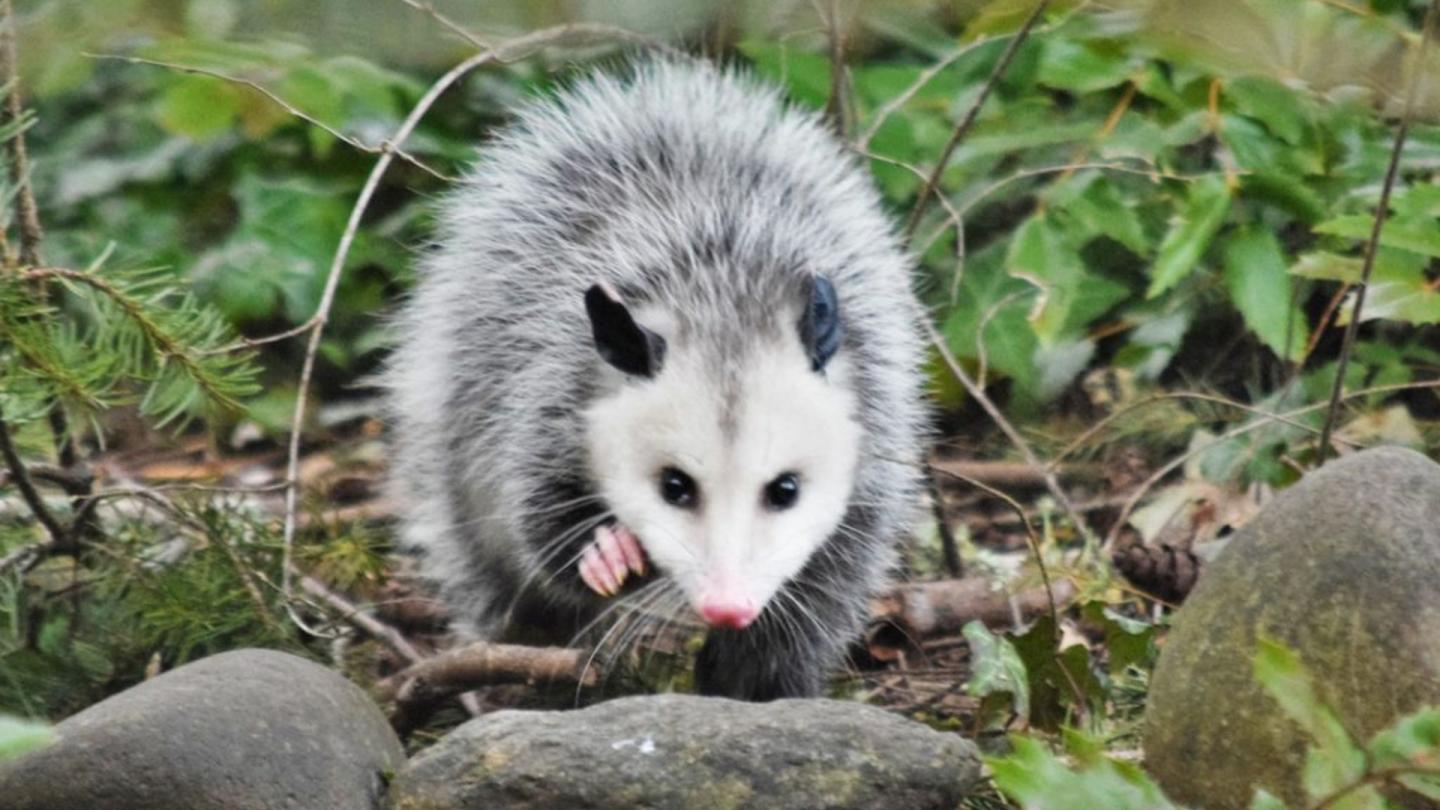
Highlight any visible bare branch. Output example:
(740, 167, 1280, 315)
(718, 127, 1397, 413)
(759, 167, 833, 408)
(297, 572, 423, 664)
(0, 0, 42, 268)
(0, 413, 66, 547)
(902, 0, 1052, 239)
(1104, 377, 1440, 547)
(395, 0, 491, 49)
(921, 310, 1094, 540)
(1317, 0, 1438, 461)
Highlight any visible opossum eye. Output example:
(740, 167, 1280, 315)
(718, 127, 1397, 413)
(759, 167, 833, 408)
(764, 472, 800, 510)
(659, 466, 698, 508)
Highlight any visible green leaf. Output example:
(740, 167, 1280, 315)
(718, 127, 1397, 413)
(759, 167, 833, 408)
(1226, 75, 1310, 144)
(1080, 602, 1157, 674)
(1314, 215, 1440, 258)
(1013, 616, 1104, 730)
(736, 41, 831, 109)
(1006, 214, 1128, 345)
(1048, 174, 1151, 255)
(1147, 176, 1232, 298)
(1253, 637, 1367, 799)
(0, 716, 54, 761)
(1223, 227, 1308, 361)
(1350, 280, 1440, 325)
(987, 735, 1182, 810)
(1368, 707, 1440, 792)
(1037, 38, 1135, 93)
(1248, 789, 1288, 810)
(155, 74, 239, 141)
(963, 621, 1030, 718)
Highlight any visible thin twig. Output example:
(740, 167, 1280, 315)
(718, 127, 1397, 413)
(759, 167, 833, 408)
(0, 0, 41, 268)
(86, 53, 451, 182)
(819, 0, 848, 136)
(928, 466, 1061, 630)
(1316, 0, 1437, 461)
(856, 45, 972, 151)
(0, 413, 66, 546)
(1103, 378, 1440, 547)
(902, 0, 1051, 239)
(1051, 389, 1360, 468)
(396, 0, 491, 49)
(278, 23, 668, 636)
(924, 467, 963, 577)
(297, 572, 423, 663)
(921, 312, 1094, 540)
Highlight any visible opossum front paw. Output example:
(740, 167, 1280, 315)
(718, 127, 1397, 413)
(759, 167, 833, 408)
(579, 524, 647, 597)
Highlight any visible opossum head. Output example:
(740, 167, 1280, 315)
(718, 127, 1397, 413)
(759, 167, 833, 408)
(582, 279, 860, 630)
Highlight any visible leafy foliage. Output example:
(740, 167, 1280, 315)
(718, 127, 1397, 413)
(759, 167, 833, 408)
(0, 716, 52, 761)
(985, 639, 1440, 809)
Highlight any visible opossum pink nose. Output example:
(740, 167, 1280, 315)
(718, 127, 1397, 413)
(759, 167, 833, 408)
(698, 597, 759, 629)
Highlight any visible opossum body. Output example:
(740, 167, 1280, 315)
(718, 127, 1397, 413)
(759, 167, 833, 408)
(386, 59, 927, 700)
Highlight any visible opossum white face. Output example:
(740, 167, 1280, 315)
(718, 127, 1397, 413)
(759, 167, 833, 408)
(582, 280, 860, 630)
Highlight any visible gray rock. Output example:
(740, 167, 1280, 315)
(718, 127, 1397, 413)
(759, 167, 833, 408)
(0, 648, 405, 810)
(1145, 446, 1440, 809)
(386, 693, 981, 810)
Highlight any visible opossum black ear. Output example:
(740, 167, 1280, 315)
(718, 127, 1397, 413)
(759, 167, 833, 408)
(799, 275, 843, 372)
(585, 284, 667, 378)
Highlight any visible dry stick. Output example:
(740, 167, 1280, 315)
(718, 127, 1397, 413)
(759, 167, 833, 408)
(88, 54, 450, 182)
(923, 313, 1094, 540)
(396, 0, 491, 49)
(0, 413, 65, 546)
(1316, 0, 1437, 462)
(278, 23, 666, 636)
(819, 0, 848, 136)
(855, 44, 972, 151)
(929, 465, 1061, 629)
(902, 0, 1051, 239)
(1050, 389, 1359, 469)
(297, 572, 423, 664)
(0, 0, 40, 268)
(931, 464, 1091, 716)
(1102, 378, 1440, 547)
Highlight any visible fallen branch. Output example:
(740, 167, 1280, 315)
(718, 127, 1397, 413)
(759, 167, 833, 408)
(377, 640, 597, 729)
(869, 576, 1076, 655)
(931, 458, 1104, 488)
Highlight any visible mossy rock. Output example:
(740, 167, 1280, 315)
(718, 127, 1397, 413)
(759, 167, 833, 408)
(1144, 446, 1440, 809)
(386, 693, 982, 809)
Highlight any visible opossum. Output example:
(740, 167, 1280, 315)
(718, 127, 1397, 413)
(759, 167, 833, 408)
(385, 58, 927, 701)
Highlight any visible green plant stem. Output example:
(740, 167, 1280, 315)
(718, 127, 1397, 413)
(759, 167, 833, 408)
(1317, 0, 1438, 461)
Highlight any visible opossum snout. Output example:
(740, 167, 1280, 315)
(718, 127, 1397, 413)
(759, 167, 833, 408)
(696, 593, 759, 630)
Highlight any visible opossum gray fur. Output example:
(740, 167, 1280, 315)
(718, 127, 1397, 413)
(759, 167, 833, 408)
(385, 58, 927, 701)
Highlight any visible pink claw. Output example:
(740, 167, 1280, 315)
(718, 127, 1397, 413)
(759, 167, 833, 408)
(612, 525, 647, 576)
(578, 524, 649, 598)
(580, 544, 617, 596)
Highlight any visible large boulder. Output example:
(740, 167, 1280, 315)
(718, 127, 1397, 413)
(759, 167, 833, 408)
(0, 648, 405, 810)
(386, 693, 982, 809)
(1145, 446, 1440, 808)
